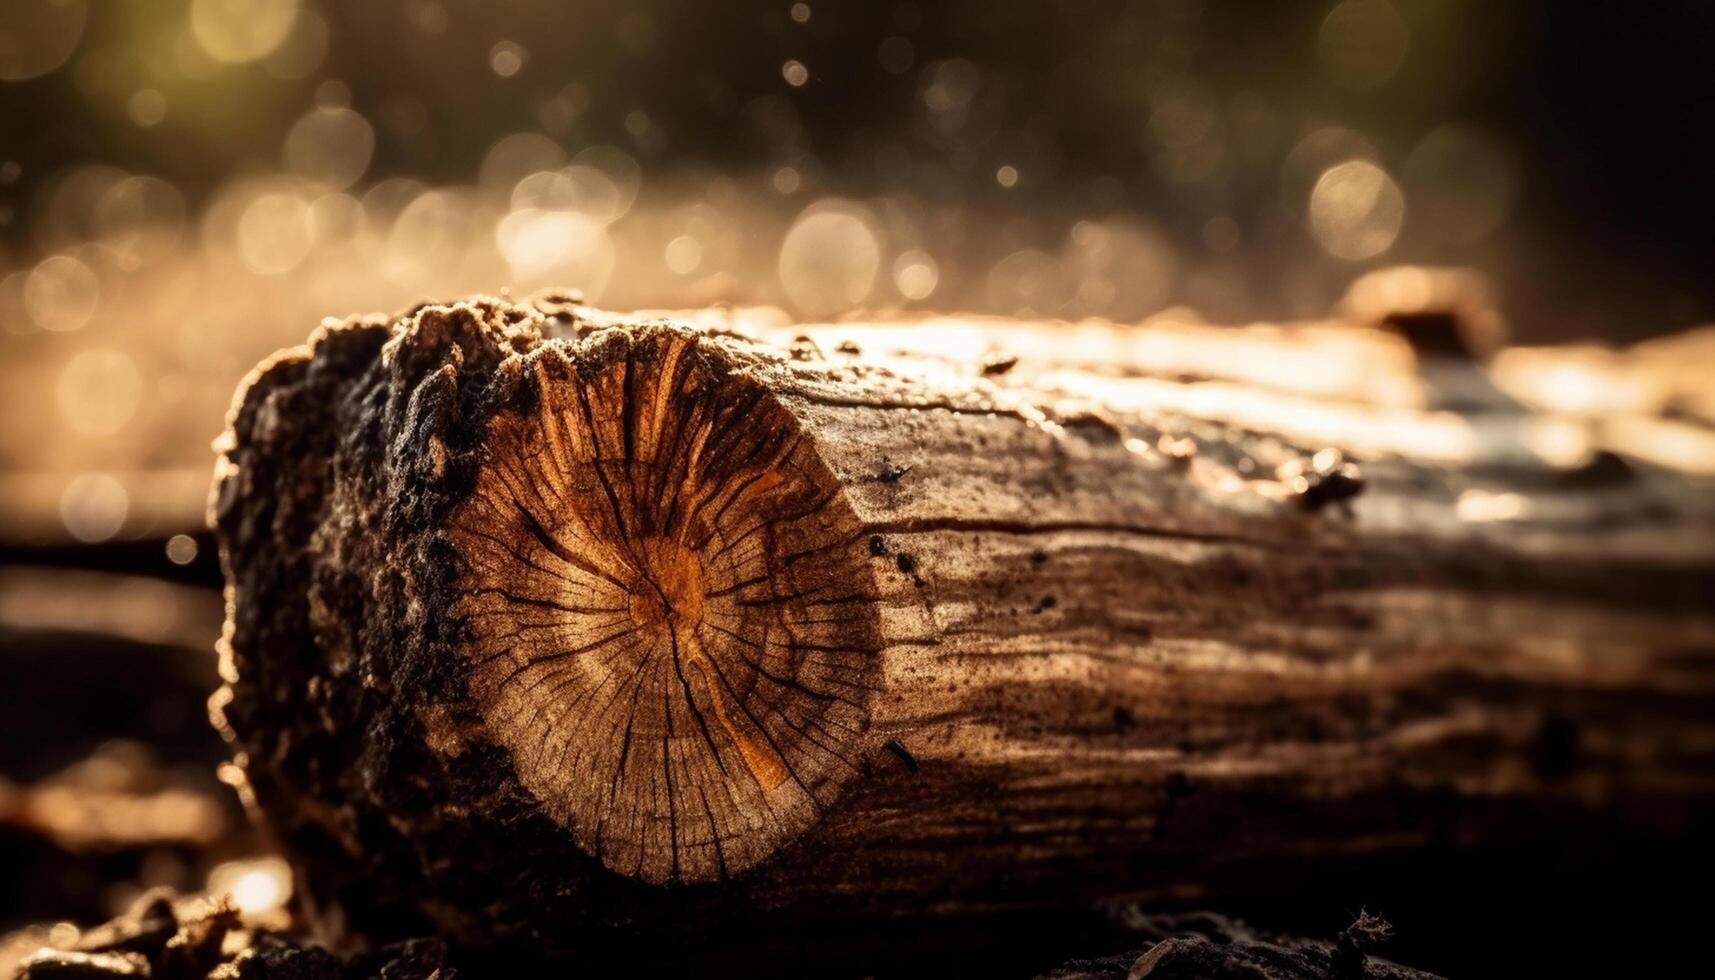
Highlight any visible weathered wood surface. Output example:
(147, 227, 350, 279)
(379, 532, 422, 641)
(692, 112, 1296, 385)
(210, 288, 1715, 955)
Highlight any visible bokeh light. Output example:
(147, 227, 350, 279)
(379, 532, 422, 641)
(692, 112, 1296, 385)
(59, 474, 128, 543)
(495, 208, 614, 292)
(1318, 0, 1410, 91)
(0, 0, 88, 81)
(57, 349, 142, 438)
(206, 856, 294, 916)
(190, 0, 301, 64)
(385, 189, 476, 290)
(1064, 220, 1177, 319)
(893, 250, 939, 301)
(0, 0, 1706, 550)
(236, 191, 316, 274)
(165, 533, 199, 565)
(479, 132, 566, 191)
(263, 9, 330, 80)
(24, 254, 100, 333)
(572, 146, 642, 219)
(94, 176, 187, 265)
(127, 90, 167, 128)
(665, 234, 703, 275)
(490, 41, 525, 78)
(1308, 160, 1406, 261)
(1282, 127, 1379, 217)
(779, 203, 881, 315)
(283, 106, 376, 190)
(511, 165, 626, 225)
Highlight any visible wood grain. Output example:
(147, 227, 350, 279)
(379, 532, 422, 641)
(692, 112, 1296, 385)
(448, 333, 879, 883)
(210, 291, 1715, 957)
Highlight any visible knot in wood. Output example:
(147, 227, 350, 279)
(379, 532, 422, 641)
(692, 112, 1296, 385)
(447, 329, 881, 884)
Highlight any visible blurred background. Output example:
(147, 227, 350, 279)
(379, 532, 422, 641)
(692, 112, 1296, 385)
(3, 0, 1714, 971)
(5, 0, 1715, 544)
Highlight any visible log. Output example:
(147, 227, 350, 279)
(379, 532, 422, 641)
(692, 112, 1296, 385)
(209, 289, 1715, 956)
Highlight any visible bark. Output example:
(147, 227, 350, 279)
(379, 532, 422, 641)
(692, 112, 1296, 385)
(210, 291, 1715, 957)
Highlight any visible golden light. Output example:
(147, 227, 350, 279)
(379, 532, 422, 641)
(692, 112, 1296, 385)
(308, 192, 365, 247)
(206, 857, 293, 917)
(1522, 418, 1594, 468)
(95, 175, 187, 267)
(283, 107, 376, 190)
(59, 474, 128, 543)
(1063, 219, 1177, 319)
(511, 165, 626, 225)
(189, 0, 300, 65)
(57, 349, 142, 437)
(1281, 126, 1379, 216)
(479, 131, 566, 190)
(24, 254, 100, 333)
(494, 208, 614, 292)
(986, 249, 1064, 316)
(1456, 489, 1529, 523)
(893, 250, 939, 300)
(0, 271, 28, 336)
(664, 235, 703, 275)
(165, 533, 199, 565)
(383, 189, 474, 289)
(0, 0, 88, 81)
(236, 191, 315, 275)
(262, 9, 329, 80)
(778, 203, 881, 314)
(566, 145, 642, 219)
(1309, 159, 1406, 261)
(127, 90, 167, 128)
(490, 41, 525, 78)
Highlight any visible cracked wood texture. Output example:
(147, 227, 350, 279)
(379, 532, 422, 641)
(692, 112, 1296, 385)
(448, 336, 876, 883)
(211, 291, 1715, 961)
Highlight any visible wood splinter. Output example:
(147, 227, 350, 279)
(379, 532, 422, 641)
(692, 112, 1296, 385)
(210, 293, 1715, 957)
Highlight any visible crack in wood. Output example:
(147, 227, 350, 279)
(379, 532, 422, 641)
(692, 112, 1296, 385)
(448, 330, 882, 883)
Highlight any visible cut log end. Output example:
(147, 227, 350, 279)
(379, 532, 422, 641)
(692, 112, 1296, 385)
(447, 330, 881, 884)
